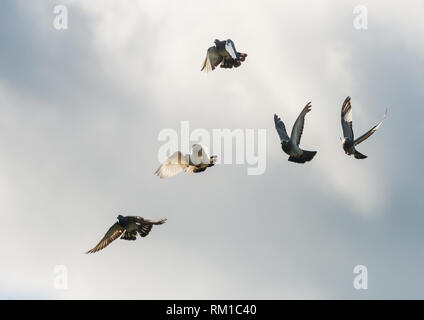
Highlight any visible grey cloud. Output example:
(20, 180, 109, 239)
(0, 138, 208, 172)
(0, 0, 423, 299)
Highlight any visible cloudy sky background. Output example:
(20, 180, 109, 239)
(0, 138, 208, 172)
(0, 0, 423, 299)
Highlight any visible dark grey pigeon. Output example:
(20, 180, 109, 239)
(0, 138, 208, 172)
(274, 102, 317, 164)
(341, 96, 387, 159)
(201, 39, 247, 72)
(86, 215, 166, 254)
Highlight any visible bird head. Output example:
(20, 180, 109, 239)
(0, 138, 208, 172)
(210, 155, 217, 165)
(214, 39, 220, 45)
(117, 215, 124, 221)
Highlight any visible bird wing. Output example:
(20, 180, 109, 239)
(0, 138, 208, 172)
(154, 151, 189, 178)
(354, 109, 387, 146)
(201, 47, 222, 72)
(138, 224, 153, 237)
(274, 114, 289, 142)
(341, 96, 354, 140)
(136, 218, 166, 237)
(86, 222, 125, 254)
(134, 217, 167, 225)
(291, 102, 312, 146)
(148, 218, 167, 225)
(120, 231, 137, 241)
(225, 40, 238, 59)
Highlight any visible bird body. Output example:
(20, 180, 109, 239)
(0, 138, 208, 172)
(201, 39, 247, 72)
(274, 102, 317, 163)
(215, 40, 237, 62)
(86, 215, 166, 254)
(340, 96, 387, 159)
(281, 140, 302, 157)
(155, 144, 217, 178)
(341, 137, 354, 155)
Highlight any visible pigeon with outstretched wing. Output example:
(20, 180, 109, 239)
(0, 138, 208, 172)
(274, 102, 317, 163)
(86, 215, 166, 254)
(341, 96, 387, 159)
(155, 144, 217, 178)
(201, 39, 247, 72)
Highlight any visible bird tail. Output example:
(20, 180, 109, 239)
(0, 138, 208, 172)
(233, 53, 247, 68)
(354, 151, 367, 159)
(288, 150, 317, 163)
(238, 52, 247, 61)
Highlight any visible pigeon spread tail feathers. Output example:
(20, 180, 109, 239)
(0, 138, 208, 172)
(354, 151, 367, 159)
(288, 150, 317, 163)
(238, 53, 247, 61)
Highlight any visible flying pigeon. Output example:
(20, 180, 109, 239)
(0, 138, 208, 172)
(274, 102, 317, 163)
(155, 144, 217, 178)
(201, 39, 247, 72)
(86, 215, 166, 254)
(341, 96, 387, 159)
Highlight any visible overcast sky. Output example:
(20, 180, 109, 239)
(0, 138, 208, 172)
(0, 0, 423, 299)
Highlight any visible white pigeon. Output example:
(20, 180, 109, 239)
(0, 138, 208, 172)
(155, 144, 217, 179)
